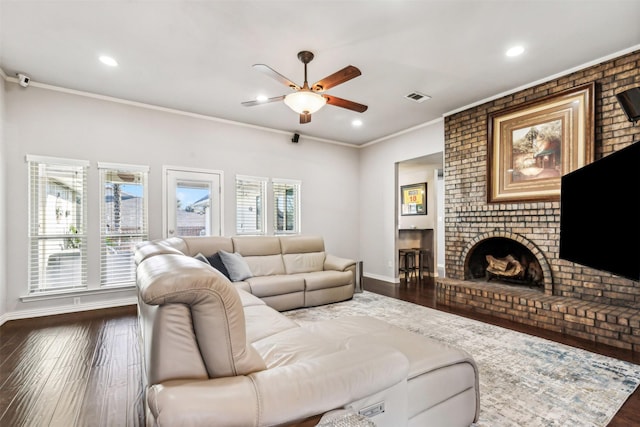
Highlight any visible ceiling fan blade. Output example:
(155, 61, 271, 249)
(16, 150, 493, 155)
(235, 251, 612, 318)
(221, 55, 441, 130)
(253, 64, 301, 90)
(241, 95, 285, 107)
(300, 113, 312, 124)
(324, 95, 368, 113)
(312, 66, 361, 92)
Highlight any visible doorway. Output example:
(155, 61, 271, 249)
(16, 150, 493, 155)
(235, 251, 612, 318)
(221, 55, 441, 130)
(163, 166, 223, 238)
(396, 153, 443, 279)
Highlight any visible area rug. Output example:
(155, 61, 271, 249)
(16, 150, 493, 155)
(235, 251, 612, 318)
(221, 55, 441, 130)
(283, 291, 640, 427)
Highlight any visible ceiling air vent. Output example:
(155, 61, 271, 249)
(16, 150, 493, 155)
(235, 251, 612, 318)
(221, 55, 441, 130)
(404, 91, 431, 103)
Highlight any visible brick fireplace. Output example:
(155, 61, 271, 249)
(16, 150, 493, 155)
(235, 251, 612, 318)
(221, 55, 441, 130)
(436, 49, 640, 351)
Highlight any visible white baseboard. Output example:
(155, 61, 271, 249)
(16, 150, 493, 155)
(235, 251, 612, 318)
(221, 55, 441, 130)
(0, 297, 137, 326)
(363, 272, 399, 284)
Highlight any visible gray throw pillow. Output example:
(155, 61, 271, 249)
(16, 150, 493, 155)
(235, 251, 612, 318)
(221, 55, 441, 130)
(218, 250, 253, 282)
(193, 252, 211, 265)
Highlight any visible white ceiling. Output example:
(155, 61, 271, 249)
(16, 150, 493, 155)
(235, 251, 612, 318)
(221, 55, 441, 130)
(1, 1, 639, 146)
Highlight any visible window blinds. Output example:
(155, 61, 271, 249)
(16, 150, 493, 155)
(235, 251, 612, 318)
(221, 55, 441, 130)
(98, 163, 149, 286)
(236, 175, 267, 235)
(27, 156, 89, 293)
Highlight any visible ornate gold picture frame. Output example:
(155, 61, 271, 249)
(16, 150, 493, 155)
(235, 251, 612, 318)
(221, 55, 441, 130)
(487, 83, 594, 203)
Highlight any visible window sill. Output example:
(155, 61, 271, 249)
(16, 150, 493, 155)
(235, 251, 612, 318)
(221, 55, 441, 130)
(20, 284, 136, 303)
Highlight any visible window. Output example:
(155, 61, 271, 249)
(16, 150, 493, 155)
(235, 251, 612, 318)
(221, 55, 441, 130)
(236, 175, 267, 235)
(27, 155, 89, 293)
(273, 179, 301, 234)
(99, 163, 149, 287)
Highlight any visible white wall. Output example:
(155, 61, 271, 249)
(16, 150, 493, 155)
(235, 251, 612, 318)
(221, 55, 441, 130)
(4, 82, 360, 317)
(359, 120, 444, 282)
(0, 74, 7, 320)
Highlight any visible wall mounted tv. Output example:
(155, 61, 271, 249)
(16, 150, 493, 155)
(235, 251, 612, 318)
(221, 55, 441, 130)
(559, 141, 639, 281)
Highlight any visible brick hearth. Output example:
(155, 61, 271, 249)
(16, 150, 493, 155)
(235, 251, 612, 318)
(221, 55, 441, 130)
(436, 278, 640, 351)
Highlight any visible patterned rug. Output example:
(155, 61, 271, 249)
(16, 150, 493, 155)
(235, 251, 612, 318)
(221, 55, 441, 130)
(283, 291, 640, 427)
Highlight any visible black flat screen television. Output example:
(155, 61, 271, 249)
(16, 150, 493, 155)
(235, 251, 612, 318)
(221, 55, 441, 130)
(559, 141, 640, 281)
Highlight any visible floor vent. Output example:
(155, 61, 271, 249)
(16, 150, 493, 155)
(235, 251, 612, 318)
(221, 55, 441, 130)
(405, 91, 431, 103)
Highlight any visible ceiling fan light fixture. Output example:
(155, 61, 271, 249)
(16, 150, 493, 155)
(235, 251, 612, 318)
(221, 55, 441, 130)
(284, 90, 327, 115)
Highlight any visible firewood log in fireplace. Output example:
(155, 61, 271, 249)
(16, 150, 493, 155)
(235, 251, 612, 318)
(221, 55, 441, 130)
(485, 254, 525, 279)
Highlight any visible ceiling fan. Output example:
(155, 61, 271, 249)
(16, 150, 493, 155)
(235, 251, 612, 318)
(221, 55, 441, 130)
(241, 50, 368, 124)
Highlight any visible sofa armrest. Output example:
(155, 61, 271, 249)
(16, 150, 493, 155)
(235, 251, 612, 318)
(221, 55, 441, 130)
(324, 253, 356, 271)
(147, 376, 259, 427)
(148, 346, 409, 427)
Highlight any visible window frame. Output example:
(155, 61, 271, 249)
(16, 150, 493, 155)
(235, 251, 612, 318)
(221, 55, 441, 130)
(272, 178, 301, 235)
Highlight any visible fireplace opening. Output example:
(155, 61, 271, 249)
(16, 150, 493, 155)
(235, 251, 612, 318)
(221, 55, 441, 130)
(465, 237, 543, 288)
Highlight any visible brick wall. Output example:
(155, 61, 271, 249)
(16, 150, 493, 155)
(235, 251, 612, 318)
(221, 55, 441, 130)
(444, 49, 640, 309)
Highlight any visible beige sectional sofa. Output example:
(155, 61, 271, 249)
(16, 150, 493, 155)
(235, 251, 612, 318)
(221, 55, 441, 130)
(135, 236, 480, 426)
(135, 235, 356, 311)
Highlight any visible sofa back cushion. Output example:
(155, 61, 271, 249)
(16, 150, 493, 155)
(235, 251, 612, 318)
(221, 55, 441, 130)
(232, 236, 282, 256)
(232, 236, 286, 276)
(244, 254, 286, 276)
(181, 236, 233, 257)
(283, 252, 326, 274)
(279, 235, 325, 254)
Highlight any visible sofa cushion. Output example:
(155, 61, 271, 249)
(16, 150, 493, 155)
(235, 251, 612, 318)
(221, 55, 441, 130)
(283, 252, 326, 274)
(302, 270, 353, 291)
(243, 254, 285, 276)
(232, 236, 282, 256)
(181, 236, 233, 257)
(247, 275, 305, 298)
(232, 281, 251, 293)
(303, 316, 480, 422)
(251, 326, 346, 368)
(279, 235, 325, 254)
(219, 250, 253, 282)
(244, 303, 299, 343)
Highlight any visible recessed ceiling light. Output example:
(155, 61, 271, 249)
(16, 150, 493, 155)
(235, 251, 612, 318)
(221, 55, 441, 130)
(506, 46, 525, 57)
(256, 95, 268, 102)
(352, 119, 363, 127)
(99, 55, 118, 67)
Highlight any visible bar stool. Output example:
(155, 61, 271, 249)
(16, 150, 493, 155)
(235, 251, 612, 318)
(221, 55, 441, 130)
(399, 249, 418, 281)
(414, 248, 432, 279)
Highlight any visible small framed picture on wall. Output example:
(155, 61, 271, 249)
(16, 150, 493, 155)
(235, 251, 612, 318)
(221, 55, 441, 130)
(400, 182, 427, 215)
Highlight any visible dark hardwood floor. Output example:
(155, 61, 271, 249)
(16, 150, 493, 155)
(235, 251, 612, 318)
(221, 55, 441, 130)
(0, 277, 637, 426)
(0, 306, 144, 427)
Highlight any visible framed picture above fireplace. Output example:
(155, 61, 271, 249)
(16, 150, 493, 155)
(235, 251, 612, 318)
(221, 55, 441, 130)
(487, 82, 594, 203)
(400, 182, 427, 215)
